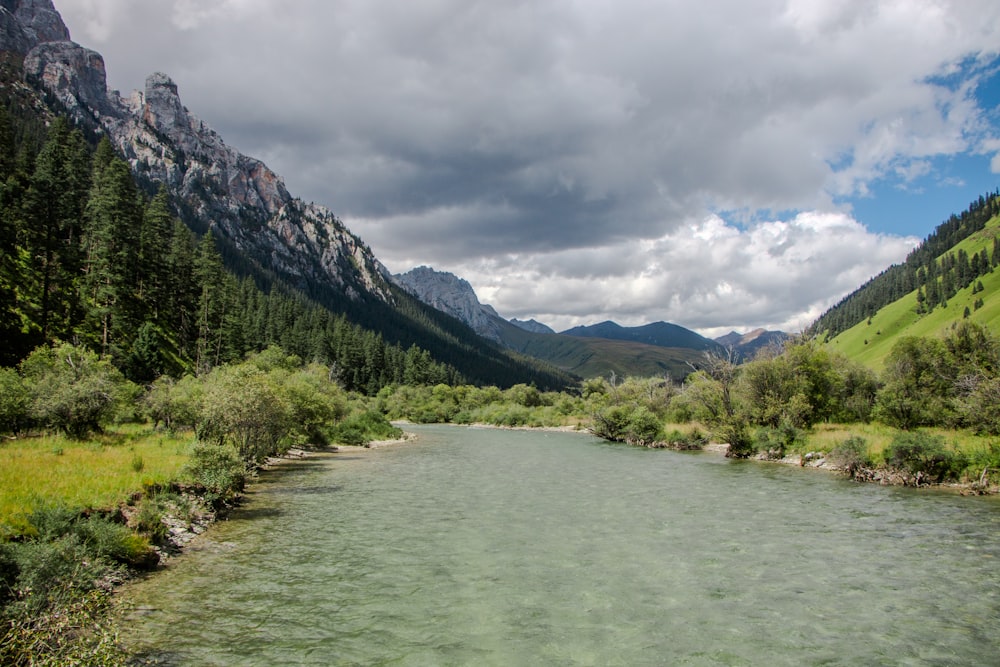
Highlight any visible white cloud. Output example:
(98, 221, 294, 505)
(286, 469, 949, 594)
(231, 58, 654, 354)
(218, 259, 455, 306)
(438, 211, 918, 335)
(54, 0, 999, 334)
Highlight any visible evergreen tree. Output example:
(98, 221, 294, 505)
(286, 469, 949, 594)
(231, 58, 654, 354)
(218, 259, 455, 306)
(80, 156, 143, 357)
(138, 186, 174, 317)
(21, 119, 91, 343)
(193, 231, 227, 374)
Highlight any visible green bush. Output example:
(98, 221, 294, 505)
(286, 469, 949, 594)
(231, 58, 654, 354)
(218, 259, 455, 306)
(751, 422, 804, 459)
(3, 537, 100, 617)
(73, 516, 156, 569)
(0, 542, 18, 606)
(626, 407, 663, 445)
(663, 428, 708, 450)
(198, 365, 290, 463)
(827, 436, 872, 477)
(19, 343, 135, 438)
(885, 432, 966, 482)
(0, 368, 30, 435)
(331, 411, 402, 446)
(719, 421, 755, 459)
(131, 497, 169, 545)
(184, 441, 246, 505)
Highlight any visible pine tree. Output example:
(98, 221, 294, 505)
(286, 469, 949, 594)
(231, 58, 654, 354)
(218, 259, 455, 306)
(80, 156, 143, 357)
(21, 119, 91, 343)
(193, 231, 227, 374)
(138, 186, 174, 318)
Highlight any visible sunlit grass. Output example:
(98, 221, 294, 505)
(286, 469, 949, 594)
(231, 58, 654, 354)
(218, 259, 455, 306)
(800, 422, 1000, 469)
(0, 424, 195, 534)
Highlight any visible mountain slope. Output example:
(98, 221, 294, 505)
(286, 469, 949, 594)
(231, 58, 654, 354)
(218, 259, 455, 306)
(393, 265, 715, 379)
(560, 320, 720, 351)
(714, 329, 790, 359)
(809, 191, 1000, 341)
(1, 0, 572, 388)
(827, 208, 1000, 369)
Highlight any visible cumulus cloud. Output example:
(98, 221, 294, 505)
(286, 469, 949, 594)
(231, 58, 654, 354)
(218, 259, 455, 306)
(56, 0, 1000, 333)
(440, 211, 918, 336)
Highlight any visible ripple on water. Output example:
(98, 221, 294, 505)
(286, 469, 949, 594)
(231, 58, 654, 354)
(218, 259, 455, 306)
(124, 425, 1000, 666)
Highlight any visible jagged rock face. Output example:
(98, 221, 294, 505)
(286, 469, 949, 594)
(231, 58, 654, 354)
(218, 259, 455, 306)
(11, 2, 393, 305)
(393, 266, 506, 343)
(510, 318, 555, 335)
(0, 0, 68, 54)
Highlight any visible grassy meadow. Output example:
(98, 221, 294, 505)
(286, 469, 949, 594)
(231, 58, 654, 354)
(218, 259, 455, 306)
(0, 425, 194, 536)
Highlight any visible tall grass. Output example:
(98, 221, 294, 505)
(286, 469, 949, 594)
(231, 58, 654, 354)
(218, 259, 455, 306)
(798, 422, 1000, 477)
(0, 425, 193, 535)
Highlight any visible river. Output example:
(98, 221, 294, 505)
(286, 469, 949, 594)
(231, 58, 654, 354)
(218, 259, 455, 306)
(123, 425, 1000, 665)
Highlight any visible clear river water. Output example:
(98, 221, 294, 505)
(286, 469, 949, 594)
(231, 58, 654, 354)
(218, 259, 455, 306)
(123, 425, 1000, 666)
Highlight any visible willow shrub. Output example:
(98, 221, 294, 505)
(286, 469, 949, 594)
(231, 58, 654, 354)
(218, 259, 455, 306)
(183, 442, 246, 506)
(330, 410, 402, 446)
(885, 432, 967, 482)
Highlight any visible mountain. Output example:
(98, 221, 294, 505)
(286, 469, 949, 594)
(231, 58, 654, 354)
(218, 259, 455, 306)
(510, 319, 555, 334)
(0, 0, 574, 389)
(392, 266, 720, 379)
(822, 202, 1000, 369)
(561, 320, 721, 352)
(714, 329, 789, 360)
(808, 191, 1000, 342)
(392, 266, 505, 344)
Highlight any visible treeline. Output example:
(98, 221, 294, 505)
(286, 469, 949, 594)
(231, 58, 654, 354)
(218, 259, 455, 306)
(0, 110, 462, 390)
(580, 324, 1000, 484)
(808, 191, 1000, 338)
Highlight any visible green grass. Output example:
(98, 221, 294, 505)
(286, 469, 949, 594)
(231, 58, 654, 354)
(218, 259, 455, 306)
(798, 422, 1000, 471)
(829, 216, 1000, 370)
(0, 424, 194, 535)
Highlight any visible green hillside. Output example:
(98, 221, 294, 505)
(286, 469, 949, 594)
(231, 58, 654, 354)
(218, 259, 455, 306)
(829, 213, 1000, 369)
(498, 321, 705, 380)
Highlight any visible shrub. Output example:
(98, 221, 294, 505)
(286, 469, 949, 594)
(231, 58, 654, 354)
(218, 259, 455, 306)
(720, 421, 755, 459)
(184, 441, 246, 505)
(625, 407, 663, 445)
(130, 497, 169, 545)
(590, 405, 631, 442)
(0, 542, 18, 606)
(752, 422, 804, 459)
(827, 436, 872, 477)
(73, 516, 157, 569)
(19, 343, 135, 438)
(198, 365, 290, 463)
(331, 411, 402, 446)
(663, 428, 707, 450)
(0, 368, 30, 435)
(885, 432, 967, 482)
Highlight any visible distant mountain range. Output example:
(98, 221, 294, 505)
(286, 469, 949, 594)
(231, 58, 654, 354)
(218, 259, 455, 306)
(393, 266, 788, 377)
(1, 0, 574, 389)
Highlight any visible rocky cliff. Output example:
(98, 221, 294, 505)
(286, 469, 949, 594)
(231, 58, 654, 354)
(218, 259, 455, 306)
(5, 0, 393, 306)
(392, 266, 507, 343)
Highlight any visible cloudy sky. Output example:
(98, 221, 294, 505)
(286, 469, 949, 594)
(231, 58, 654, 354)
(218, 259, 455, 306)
(57, 0, 1000, 336)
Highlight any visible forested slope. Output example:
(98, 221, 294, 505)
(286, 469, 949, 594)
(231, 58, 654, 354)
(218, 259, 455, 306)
(0, 55, 573, 390)
(807, 191, 1000, 341)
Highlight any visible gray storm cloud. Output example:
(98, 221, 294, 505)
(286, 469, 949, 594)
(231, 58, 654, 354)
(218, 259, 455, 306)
(58, 0, 1000, 333)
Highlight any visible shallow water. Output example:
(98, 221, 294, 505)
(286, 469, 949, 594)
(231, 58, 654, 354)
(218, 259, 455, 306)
(124, 425, 1000, 665)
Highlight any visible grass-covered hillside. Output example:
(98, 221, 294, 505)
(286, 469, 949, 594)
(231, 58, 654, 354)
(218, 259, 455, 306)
(829, 212, 1000, 369)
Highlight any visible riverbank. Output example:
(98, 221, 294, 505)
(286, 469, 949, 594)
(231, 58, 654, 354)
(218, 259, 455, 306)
(456, 419, 1000, 496)
(657, 436, 1000, 496)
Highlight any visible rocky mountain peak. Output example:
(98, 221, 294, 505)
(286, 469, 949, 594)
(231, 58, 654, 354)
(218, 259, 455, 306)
(10, 2, 394, 307)
(393, 266, 505, 343)
(0, 0, 69, 53)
